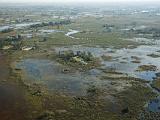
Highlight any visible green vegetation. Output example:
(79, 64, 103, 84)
(136, 65, 157, 71)
(101, 55, 113, 61)
(147, 53, 160, 58)
(151, 79, 160, 91)
(0, 35, 23, 50)
(30, 20, 71, 28)
(57, 50, 100, 70)
(117, 82, 156, 120)
(0, 4, 160, 120)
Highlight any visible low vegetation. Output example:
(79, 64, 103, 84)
(151, 78, 160, 91)
(136, 65, 157, 71)
(147, 53, 160, 58)
(57, 50, 100, 70)
(0, 3, 160, 120)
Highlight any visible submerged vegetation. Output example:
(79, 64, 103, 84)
(0, 2, 160, 120)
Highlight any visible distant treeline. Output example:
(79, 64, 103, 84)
(30, 20, 71, 28)
(103, 24, 115, 28)
(130, 28, 160, 38)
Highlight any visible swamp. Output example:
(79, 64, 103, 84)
(0, 1, 160, 120)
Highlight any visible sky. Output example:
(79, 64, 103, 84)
(0, 0, 160, 3)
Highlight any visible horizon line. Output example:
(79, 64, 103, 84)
(0, 0, 160, 3)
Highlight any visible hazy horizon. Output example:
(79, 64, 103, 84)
(0, 0, 160, 3)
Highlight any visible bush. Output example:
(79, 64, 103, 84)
(58, 50, 93, 62)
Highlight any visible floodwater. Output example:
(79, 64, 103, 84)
(55, 44, 160, 81)
(65, 29, 79, 39)
(15, 44, 160, 97)
(0, 26, 12, 32)
(14, 22, 41, 29)
(15, 37, 160, 112)
(54, 41, 160, 112)
(15, 58, 131, 97)
(39, 29, 62, 34)
(0, 22, 41, 30)
(16, 59, 103, 96)
(148, 96, 160, 112)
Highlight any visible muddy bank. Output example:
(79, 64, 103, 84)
(0, 53, 10, 81)
(0, 53, 42, 120)
(0, 83, 29, 120)
(0, 53, 28, 120)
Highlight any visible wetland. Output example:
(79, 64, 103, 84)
(0, 2, 160, 120)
